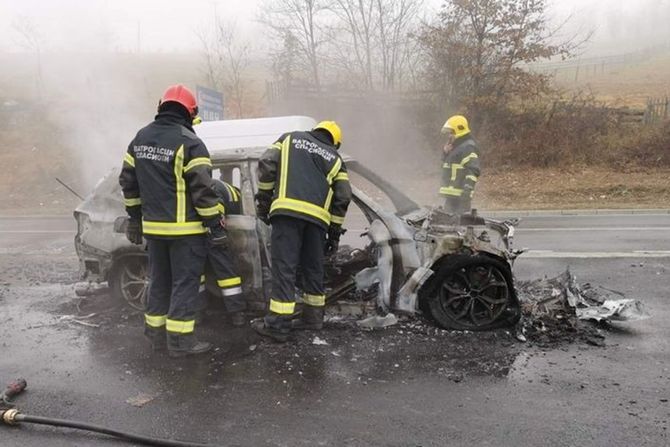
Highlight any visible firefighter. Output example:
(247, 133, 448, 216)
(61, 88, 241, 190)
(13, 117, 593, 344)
(199, 179, 246, 327)
(252, 121, 352, 342)
(119, 84, 227, 358)
(439, 115, 481, 214)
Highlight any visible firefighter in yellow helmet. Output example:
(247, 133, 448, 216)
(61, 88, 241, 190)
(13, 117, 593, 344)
(252, 120, 352, 342)
(439, 115, 480, 214)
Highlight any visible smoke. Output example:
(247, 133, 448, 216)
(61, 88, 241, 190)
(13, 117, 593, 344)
(28, 52, 205, 192)
(268, 92, 442, 206)
(0, 50, 211, 216)
(46, 54, 153, 190)
(549, 0, 670, 55)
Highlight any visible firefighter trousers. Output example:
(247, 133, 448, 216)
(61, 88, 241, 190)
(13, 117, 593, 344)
(144, 235, 207, 337)
(265, 216, 326, 330)
(200, 241, 245, 313)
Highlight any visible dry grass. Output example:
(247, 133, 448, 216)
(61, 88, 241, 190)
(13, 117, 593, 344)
(556, 52, 670, 108)
(477, 167, 670, 209)
(395, 167, 670, 211)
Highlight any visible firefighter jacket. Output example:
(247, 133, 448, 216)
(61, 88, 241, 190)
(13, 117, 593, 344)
(119, 110, 223, 237)
(212, 180, 242, 216)
(257, 130, 352, 230)
(440, 135, 481, 198)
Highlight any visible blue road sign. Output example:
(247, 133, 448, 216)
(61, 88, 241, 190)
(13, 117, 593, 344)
(196, 85, 224, 121)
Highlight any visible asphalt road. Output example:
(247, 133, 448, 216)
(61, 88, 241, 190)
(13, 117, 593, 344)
(1, 212, 669, 446)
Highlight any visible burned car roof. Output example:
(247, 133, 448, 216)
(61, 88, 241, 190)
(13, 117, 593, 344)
(197, 116, 354, 164)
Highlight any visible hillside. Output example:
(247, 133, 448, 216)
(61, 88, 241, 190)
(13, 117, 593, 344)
(1, 50, 669, 215)
(554, 50, 670, 108)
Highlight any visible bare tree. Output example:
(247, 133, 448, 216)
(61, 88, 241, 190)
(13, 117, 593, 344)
(270, 31, 301, 90)
(197, 18, 252, 118)
(331, 0, 376, 89)
(218, 22, 251, 118)
(419, 0, 586, 123)
(259, 0, 329, 91)
(328, 0, 423, 91)
(376, 0, 423, 91)
(13, 16, 44, 99)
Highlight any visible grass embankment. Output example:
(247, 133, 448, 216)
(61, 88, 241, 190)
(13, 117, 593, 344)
(558, 53, 670, 108)
(395, 167, 670, 211)
(1, 51, 669, 215)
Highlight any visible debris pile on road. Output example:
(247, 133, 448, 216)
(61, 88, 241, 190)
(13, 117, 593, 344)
(515, 268, 649, 346)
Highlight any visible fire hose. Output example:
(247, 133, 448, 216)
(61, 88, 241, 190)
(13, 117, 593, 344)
(1, 378, 216, 447)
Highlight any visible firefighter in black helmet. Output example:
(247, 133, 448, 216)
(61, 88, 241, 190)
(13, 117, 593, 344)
(252, 120, 352, 342)
(119, 84, 227, 357)
(198, 179, 246, 327)
(440, 115, 481, 214)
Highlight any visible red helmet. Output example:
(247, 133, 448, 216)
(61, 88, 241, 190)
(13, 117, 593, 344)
(160, 84, 198, 117)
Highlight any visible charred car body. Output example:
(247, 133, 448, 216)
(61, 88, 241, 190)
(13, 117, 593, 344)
(74, 116, 522, 331)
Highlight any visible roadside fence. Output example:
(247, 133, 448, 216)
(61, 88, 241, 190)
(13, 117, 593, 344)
(644, 97, 670, 125)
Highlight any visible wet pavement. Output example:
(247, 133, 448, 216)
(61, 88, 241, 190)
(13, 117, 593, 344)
(1, 214, 670, 446)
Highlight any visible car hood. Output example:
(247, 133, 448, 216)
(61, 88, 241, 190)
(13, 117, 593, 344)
(75, 167, 125, 223)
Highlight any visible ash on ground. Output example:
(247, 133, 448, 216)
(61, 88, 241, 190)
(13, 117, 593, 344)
(515, 268, 649, 347)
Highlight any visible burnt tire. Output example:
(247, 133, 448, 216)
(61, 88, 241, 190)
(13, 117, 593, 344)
(421, 254, 520, 331)
(109, 255, 148, 311)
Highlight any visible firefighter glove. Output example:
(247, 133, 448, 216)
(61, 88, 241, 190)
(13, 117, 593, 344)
(325, 224, 345, 256)
(125, 218, 143, 245)
(255, 191, 272, 225)
(206, 216, 229, 248)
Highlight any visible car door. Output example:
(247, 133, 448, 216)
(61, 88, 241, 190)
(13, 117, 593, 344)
(214, 161, 268, 311)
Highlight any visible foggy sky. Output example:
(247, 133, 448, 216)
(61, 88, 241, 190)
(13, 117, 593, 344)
(1, 0, 668, 56)
(1, 0, 669, 195)
(0, 0, 261, 52)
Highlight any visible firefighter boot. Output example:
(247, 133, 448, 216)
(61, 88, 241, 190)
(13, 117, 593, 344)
(251, 318, 290, 343)
(230, 312, 247, 328)
(144, 326, 167, 351)
(167, 334, 212, 358)
(291, 305, 324, 330)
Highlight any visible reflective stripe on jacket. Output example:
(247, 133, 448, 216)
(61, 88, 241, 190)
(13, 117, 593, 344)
(257, 130, 352, 229)
(440, 136, 481, 198)
(119, 111, 223, 236)
(212, 180, 242, 215)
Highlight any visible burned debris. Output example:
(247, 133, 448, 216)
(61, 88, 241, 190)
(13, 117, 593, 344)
(516, 269, 650, 346)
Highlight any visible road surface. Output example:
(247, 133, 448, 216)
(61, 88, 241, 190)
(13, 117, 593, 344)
(0, 212, 669, 446)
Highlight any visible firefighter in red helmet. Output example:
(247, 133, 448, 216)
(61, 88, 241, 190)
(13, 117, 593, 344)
(119, 84, 227, 357)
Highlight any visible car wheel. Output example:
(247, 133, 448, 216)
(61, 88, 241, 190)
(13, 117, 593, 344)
(422, 254, 520, 331)
(109, 255, 148, 311)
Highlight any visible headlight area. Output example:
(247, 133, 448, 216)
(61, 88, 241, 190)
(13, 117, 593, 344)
(75, 243, 113, 282)
(73, 211, 113, 281)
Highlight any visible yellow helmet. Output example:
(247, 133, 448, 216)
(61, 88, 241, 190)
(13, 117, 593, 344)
(313, 120, 342, 148)
(441, 115, 470, 138)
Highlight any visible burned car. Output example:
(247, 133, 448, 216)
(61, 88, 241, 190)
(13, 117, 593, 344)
(74, 116, 521, 331)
